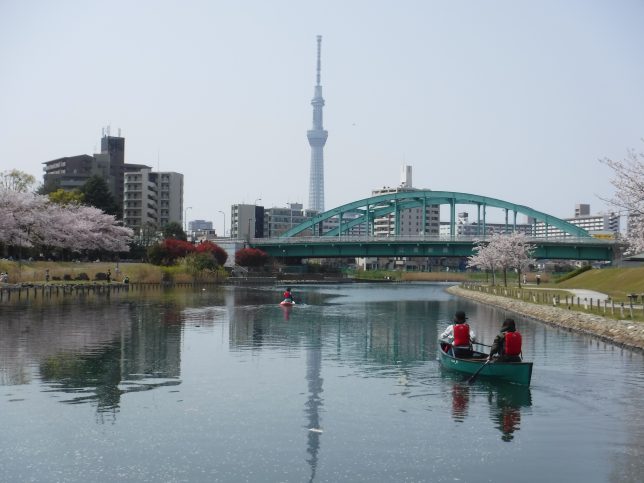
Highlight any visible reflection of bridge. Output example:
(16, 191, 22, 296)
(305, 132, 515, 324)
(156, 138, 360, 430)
(250, 191, 617, 261)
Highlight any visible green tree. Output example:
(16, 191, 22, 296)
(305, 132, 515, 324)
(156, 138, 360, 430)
(81, 175, 119, 217)
(1, 169, 36, 192)
(48, 188, 84, 205)
(162, 221, 187, 241)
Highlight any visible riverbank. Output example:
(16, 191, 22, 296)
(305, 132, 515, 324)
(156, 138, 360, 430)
(447, 285, 644, 353)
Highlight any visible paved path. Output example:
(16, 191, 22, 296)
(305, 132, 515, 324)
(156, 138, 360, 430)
(565, 289, 610, 301)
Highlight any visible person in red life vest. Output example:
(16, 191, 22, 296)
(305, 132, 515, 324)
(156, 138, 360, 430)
(488, 318, 522, 362)
(440, 311, 476, 358)
(282, 287, 295, 303)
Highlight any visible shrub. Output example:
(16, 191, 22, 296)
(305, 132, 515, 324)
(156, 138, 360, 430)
(556, 265, 592, 283)
(235, 248, 269, 267)
(63, 274, 72, 281)
(195, 241, 228, 266)
(95, 272, 108, 281)
(75, 272, 89, 281)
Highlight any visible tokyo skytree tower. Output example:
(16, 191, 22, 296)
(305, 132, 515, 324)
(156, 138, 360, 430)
(307, 35, 328, 213)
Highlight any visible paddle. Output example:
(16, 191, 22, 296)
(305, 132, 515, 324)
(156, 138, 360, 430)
(468, 359, 492, 384)
(472, 342, 492, 348)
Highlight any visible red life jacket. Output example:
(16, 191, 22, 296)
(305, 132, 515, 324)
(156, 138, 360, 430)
(453, 323, 471, 347)
(283, 291, 292, 300)
(504, 331, 522, 356)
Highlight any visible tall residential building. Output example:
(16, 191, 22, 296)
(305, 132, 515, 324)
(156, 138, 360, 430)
(99, 128, 126, 209)
(42, 129, 143, 214)
(123, 167, 183, 233)
(307, 35, 328, 213)
(231, 204, 265, 240)
(43, 154, 110, 192)
(371, 166, 440, 237)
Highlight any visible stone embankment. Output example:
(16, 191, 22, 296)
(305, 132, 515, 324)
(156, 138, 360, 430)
(447, 285, 644, 353)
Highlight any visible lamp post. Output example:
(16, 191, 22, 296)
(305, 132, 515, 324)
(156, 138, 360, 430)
(254, 198, 262, 206)
(217, 210, 226, 238)
(183, 206, 192, 233)
(247, 218, 255, 242)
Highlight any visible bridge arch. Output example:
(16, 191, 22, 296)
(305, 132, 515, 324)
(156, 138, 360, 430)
(279, 190, 590, 238)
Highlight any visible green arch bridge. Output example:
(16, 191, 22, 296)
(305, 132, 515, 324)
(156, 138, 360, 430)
(250, 191, 617, 261)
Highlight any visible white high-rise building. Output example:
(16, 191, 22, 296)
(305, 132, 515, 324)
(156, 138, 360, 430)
(371, 165, 440, 237)
(123, 167, 183, 233)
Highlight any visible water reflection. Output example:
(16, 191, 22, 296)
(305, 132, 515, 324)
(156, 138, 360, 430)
(1, 298, 183, 419)
(305, 321, 323, 483)
(451, 382, 470, 422)
(487, 383, 532, 442)
(446, 377, 532, 441)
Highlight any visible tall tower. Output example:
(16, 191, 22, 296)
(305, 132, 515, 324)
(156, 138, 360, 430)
(307, 35, 328, 213)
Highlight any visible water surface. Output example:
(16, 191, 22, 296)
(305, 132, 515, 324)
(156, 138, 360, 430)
(1, 283, 642, 482)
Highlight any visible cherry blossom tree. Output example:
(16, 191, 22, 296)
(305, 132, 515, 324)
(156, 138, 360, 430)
(601, 145, 644, 255)
(468, 232, 536, 287)
(0, 189, 133, 253)
(468, 239, 498, 285)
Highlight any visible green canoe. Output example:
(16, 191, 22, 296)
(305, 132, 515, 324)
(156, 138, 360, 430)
(438, 341, 533, 386)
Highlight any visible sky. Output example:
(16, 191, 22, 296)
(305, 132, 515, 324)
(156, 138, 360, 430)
(2, 0, 644, 235)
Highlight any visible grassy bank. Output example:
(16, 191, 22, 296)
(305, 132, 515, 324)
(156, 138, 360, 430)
(554, 266, 644, 301)
(0, 260, 222, 284)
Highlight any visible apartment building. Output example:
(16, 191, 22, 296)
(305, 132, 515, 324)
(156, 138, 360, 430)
(123, 167, 184, 233)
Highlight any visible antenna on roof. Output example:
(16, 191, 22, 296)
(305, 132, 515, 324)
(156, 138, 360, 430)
(118, 128, 121, 137)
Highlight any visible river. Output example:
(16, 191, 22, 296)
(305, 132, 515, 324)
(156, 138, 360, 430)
(1, 283, 642, 482)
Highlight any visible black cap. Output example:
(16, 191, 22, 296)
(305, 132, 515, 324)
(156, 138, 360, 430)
(454, 311, 467, 322)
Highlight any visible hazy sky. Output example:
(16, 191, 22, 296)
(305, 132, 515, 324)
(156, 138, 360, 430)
(2, 0, 644, 234)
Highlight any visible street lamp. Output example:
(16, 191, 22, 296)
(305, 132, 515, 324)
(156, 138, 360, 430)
(184, 206, 192, 232)
(254, 198, 262, 206)
(217, 210, 226, 238)
(247, 218, 255, 242)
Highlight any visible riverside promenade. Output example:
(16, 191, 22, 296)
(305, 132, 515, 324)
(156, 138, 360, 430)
(447, 285, 644, 353)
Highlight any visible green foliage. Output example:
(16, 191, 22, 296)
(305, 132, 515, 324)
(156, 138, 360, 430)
(81, 175, 120, 217)
(1, 169, 36, 192)
(162, 222, 187, 241)
(555, 265, 592, 283)
(184, 252, 218, 275)
(48, 188, 84, 205)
